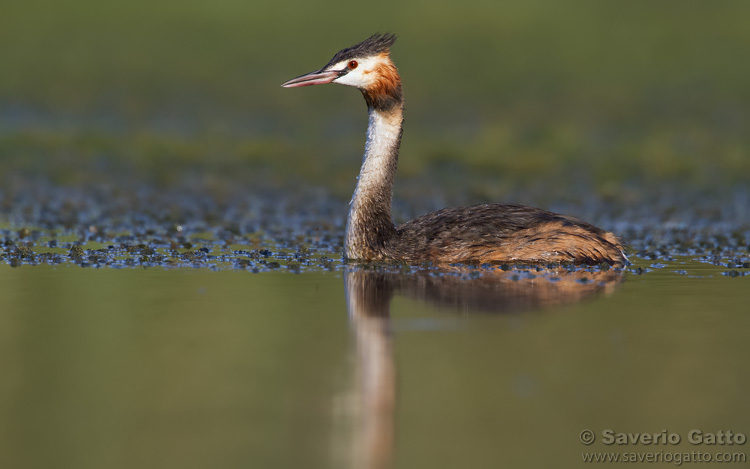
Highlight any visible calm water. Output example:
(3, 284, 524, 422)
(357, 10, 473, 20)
(1, 255, 748, 469)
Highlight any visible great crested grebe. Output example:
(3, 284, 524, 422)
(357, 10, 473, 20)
(282, 34, 627, 265)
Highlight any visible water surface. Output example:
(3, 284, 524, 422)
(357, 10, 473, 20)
(1, 254, 747, 469)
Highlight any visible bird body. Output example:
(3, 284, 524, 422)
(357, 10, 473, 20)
(282, 34, 627, 266)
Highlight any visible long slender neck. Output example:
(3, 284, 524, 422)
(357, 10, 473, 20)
(345, 101, 404, 260)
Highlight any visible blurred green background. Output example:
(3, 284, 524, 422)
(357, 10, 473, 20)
(1, 0, 749, 201)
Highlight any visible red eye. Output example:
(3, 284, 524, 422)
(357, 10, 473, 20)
(348, 60, 358, 69)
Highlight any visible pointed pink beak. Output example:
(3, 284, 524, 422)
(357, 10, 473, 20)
(281, 69, 340, 88)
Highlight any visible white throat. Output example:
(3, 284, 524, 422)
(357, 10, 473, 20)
(344, 107, 403, 259)
(357, 109, 401, 193)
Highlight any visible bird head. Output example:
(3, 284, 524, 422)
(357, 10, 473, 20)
(282, 33, 402, 110)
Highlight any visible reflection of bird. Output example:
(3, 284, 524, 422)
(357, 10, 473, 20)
(347, 265, 624, 315)
(282, 34, 627, 265)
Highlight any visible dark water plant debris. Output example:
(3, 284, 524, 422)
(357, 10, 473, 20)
(1, 183, 748, 280)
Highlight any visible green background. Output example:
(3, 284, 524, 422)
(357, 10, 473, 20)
(2, 0, 749, 200)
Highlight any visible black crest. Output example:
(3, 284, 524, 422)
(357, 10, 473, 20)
(324, 33, 397, 69)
